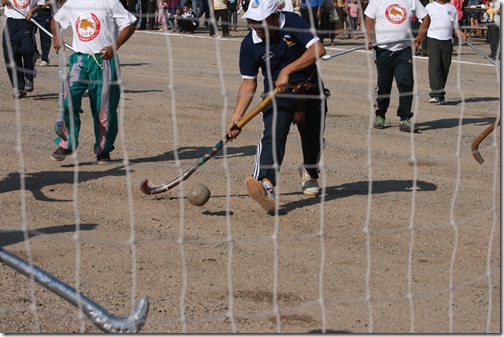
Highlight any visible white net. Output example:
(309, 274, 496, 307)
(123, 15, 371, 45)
(0, 0, 500, 333)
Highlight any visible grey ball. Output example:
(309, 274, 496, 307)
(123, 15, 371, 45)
(187, 183, 211, 206)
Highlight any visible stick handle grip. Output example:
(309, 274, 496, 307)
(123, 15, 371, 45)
(236, 88, 278, 129)
(226, 88, 279, 140)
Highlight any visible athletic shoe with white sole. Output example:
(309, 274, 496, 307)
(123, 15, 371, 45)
(245, 176, 276, 212)
(429, 97, 440, 104)
(40, 60, 49, 67)
(24, 79, 34, 92)
(13, 88, 26, 99)
(299, 166, 320, 196)
(399, 119, 419, 133)
(374, 115, 386, 129)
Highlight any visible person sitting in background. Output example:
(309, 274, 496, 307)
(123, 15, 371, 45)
(177, 2, 198, 32)
(481, 1, 494, 22)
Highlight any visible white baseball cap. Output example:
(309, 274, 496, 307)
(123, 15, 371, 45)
(242, 0, 278, 21)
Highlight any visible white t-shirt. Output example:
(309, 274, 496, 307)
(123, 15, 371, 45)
(364, 0, 427, 51)
(53, 0, 136, 54)
(281, 0, 295, 12)
(494, 0, 500, 27)
(425, 1, 458, 40)
(4, 0, 45, 19)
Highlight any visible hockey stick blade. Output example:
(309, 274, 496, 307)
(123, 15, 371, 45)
(140, 89, 278, 195)
(0, 247, 149, 333)
(322, 38, 412, 61)
(471, 119, 500, 164)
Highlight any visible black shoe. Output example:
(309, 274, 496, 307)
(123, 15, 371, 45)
(96, 152, 110, 164)
(51, 146, 73, 161)
(13, 88, 26, 99)
(25, 79, 34, 92)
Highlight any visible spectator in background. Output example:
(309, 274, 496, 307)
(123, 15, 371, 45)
(134, 0, 143, 28)
(319, 0, 337, 45)
(158, 0, 169, 30)
(34, 1, 52, 67)
(209, 0, 229, 37)
(422, 0, 466, 104)
(167, 0, 181, 30)
(300, 0, 323, 32)
(228, 0, 239, 31)
(200, 0, 211, 27)
(146, 0, 157, 29)
(177, 2, 198, 32)
(466, 0, 482, 37)
(347, 0, 359, 38)
(451, 0, 464, 43)
(335, 0, 345, 38)
(481, 1, 494, 22)
(278, 0, 295, 11)
(487, 0, 500, 59)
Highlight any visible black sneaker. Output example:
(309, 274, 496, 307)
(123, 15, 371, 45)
(96, 152, 111, 164)
(25, 79, 34, 92)
(13, 88, 26, 99)
(51, 146, 73, 161)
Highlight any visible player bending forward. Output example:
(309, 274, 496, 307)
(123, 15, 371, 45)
(226, 0, 328, 212)
(50, 0, 136, 163)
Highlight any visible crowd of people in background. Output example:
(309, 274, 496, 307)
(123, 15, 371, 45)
(0, 0, 499, 100)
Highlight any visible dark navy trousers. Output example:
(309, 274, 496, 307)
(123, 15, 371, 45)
(374, 46, 414, 121)
(253, 92, 327, 186)
(2, 18, 36, 89)
(34, 8, 52, 62)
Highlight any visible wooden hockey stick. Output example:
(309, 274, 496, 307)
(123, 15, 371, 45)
(471, 119, 500, 164)
(140, 89, 278, 195)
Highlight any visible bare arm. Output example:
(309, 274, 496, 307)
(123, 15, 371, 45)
(453, 26, 467, 43)
(227, 78, 257, 139)
(50, 18, 63, 53)
(276, 40, 326, 92)
(100, 24, 135, 60)
(26, 4, 42, 20)
(414, 15, 430, 53)
(364, 15, 375, 49)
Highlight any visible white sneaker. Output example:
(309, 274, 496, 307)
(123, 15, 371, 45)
(429, 97, 440, 104)
(245, 176, 276, 212)
(299, 166, 319, 196)
(40, 60, 49, 67)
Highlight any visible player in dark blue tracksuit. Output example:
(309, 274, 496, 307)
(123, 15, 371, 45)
(226, 0, 328, 212)
(2, 0, 44, 98)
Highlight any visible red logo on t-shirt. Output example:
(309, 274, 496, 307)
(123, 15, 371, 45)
(13, 0, 30, 9)
(385, 4, 407, 24)
(76, 13, 101, 42)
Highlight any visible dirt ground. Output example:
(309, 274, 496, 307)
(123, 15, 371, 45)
(0, 13, 500, 333)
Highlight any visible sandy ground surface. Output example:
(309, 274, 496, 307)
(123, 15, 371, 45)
(0, 14, 501, 333)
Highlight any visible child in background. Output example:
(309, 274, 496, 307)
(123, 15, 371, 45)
(158, 0, 169, 30)
(482, 1, 494, 22)
(177, 2, 197, 33)
(348, 0, 359, 39)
